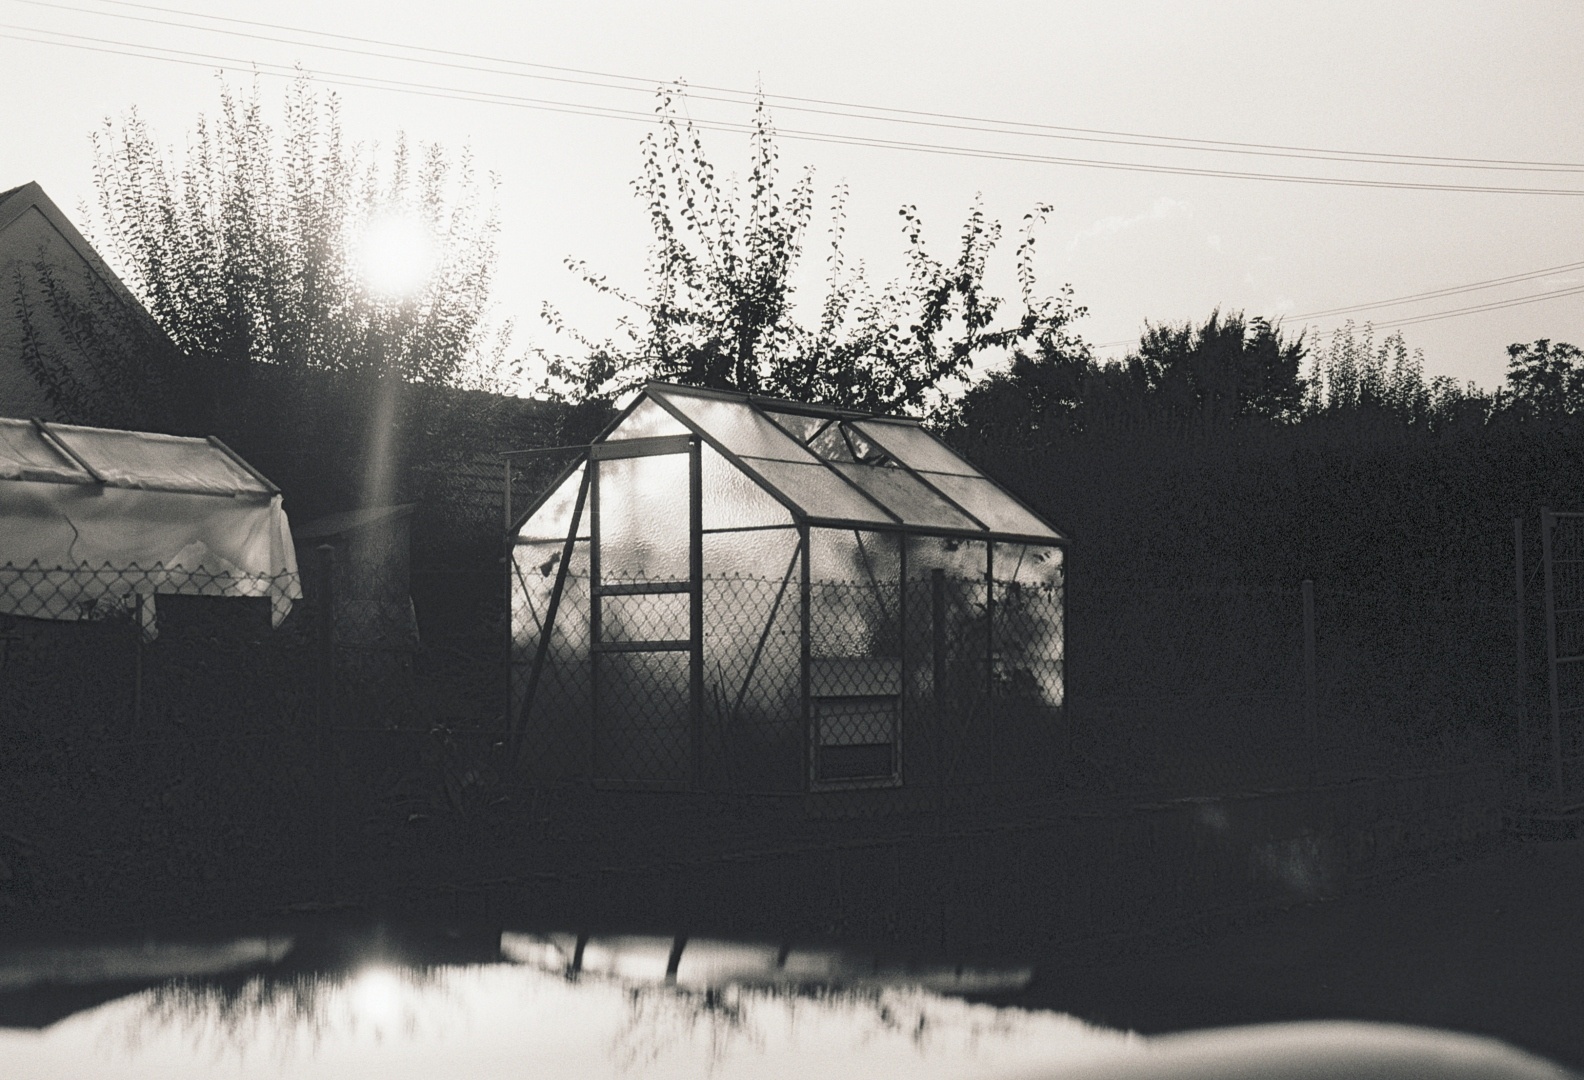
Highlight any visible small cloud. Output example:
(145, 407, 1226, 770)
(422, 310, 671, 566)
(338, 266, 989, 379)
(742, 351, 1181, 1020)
(1066, 197, 1190, 253)
(1206, 234, 1222, 251)
(1273, 297, 1296, 314)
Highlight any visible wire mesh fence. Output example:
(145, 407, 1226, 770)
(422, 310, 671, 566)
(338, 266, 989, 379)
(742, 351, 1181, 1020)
(508, 555, 1512, 818)
(1, 551, 1522, 841)
(0, 553, 509, 902)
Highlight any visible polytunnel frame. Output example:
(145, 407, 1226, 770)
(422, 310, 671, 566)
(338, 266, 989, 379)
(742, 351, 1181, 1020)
(504, 382, 1070, 792)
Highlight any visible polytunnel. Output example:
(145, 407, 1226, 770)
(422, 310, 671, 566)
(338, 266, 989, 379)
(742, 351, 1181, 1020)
(509, 383, 1067, 794)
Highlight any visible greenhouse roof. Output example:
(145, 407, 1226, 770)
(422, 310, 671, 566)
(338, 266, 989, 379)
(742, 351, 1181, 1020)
(591, 383, 1067, 545)
(0, 417, 277, 498)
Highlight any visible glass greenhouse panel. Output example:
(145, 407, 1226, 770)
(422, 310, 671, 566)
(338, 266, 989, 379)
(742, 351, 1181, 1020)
(597, 454, 690, 581)
(702, 525, 799, 581)
(607, 397, 692, 439)
(513, 539, 594, 782)
(809, 527, 900, 586)
(991, 543, 1065, 712)
(519, 463, 588, 541)
(852, 420, 983, 476)
(761, 410, 829, 445)
(829, 463, 982, 531)
(992, 543, 1064, 588)
(701, 444, 792, 531)
(654, 390, 821, 463)
(601, 591, 690, 643)
(511, 540, 564, 652)
(807, 424, 856, 462)
(701, 547, 803, 790)
(904, 535, 990, 582)
(736, 458, 892, 524)
(915, 473, 1061, 540)
(808, 529, 901, 662)
(594, 650, 691, 785)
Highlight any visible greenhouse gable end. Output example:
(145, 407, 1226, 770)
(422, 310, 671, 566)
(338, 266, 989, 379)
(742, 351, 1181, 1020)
(509, 383, 1066, 796)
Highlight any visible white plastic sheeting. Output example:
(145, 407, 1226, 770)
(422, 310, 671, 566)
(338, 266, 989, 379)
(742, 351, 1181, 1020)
(0, 419, 300, 635)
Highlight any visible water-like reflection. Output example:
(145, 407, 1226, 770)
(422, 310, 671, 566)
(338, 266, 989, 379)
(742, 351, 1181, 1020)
(0, 923, 1130, 1079)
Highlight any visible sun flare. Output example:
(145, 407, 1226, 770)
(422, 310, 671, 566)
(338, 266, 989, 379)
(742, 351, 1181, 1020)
(354, 214, 437, 299)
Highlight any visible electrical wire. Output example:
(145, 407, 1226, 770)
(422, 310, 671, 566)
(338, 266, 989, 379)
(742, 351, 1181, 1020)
(8, 1, 1579, 352)
(7, 24, 1584, 200)
(1344, 282, 1584, 333)
(25, 0, 1584, 175)
(1092, 280, 1584, 350)
(1288, 259, 1584, 320)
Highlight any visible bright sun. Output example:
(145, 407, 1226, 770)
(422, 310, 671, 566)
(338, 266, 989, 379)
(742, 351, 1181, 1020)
(355, 214, 437, 299)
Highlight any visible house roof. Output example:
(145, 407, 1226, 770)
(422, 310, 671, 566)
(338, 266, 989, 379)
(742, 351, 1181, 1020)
(531, 382, 1065, 545)
(0, 180, 172, 349)
(295, 503, 416, 540)
(0, 417, 276, 498)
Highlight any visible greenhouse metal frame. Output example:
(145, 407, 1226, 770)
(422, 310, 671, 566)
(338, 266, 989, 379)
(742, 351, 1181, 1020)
(508, 383, 1067, 795)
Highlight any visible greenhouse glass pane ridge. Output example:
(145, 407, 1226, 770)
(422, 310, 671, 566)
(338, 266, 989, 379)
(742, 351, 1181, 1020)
(607, 397, 691, 440)
(828, 463, 983, 531)
(736, 458, 895, 524)
(651, 387, 823, 463)
(851, 419, 984, 476)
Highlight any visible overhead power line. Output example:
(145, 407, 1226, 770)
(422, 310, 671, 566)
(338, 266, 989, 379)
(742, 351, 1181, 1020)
(1092, 271, 1584, 350)
(15, 0, 1584, 176)
(6, 22, 1584, 200)
(1351, 282, 1584, 333)
(1287, 259, 1584, 320)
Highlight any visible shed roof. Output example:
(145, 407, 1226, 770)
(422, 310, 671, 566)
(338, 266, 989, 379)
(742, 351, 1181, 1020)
(0, 417, 276, 498)
(594, 383, 1066, 545)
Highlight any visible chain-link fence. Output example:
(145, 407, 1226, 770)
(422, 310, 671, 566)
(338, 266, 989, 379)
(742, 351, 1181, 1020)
(3, 549, 1520, 852)
(514, 566, 1511, 816)
(512, 544, 1067, 810)
(0, 552, 513, 910)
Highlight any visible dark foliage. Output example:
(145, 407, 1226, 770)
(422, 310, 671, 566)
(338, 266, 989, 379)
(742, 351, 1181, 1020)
(1500, 339, 1584, 419)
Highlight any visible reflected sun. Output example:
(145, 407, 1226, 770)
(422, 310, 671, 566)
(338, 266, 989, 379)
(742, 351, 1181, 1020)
(354, 214, 437, 298)
(347, 965, 404, 1026)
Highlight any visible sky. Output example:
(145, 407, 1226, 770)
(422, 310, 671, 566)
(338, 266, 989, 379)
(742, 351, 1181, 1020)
(3, 0, 1582, 396)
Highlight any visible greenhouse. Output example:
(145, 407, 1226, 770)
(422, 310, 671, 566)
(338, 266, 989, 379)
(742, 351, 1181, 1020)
(509, 383, 1066, 794)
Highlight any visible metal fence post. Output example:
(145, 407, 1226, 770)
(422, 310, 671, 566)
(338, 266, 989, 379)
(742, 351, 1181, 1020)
(314, 542, 337, 893)
(1514, 517, 1529, 799)
(800, 524, 811, 791)
(931, 568, 946, 807)
(986, 544, 995, 784)
(1541, 508, 1565, 802)
(504, 457, 515, 738)
(1302, 578, 1317, 785)
(131, 593, 144, 725)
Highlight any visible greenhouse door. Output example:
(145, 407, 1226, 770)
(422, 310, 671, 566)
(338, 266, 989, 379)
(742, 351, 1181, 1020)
(588, 434, 702, 788)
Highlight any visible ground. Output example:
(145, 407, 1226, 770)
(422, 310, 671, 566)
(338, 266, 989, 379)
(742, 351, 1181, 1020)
(1022, 835, 1584, 1071)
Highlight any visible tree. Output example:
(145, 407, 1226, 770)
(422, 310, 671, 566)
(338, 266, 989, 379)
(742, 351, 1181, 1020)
(21, 77, 514, 428)
(1125, 309, 1307, 425)
(538, 88, 1086, 415)
(949, 309, 1306, 447)
(19, 75, 518, 512)
(1499, 338, 1584, 419)
(1303, 321, 1480, 426)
